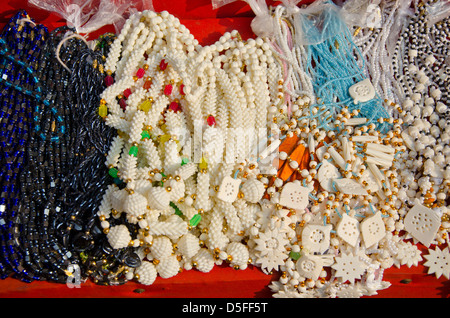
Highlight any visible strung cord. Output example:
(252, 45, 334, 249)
(17, 18, 36, 27)
(55, 33, 90, 73)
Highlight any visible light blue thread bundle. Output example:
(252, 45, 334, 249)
(293, 1, 391, 133)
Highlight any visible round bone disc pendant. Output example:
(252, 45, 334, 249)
(349, 78, 376, 104)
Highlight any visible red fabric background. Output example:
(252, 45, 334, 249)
(0, 0, 448, 298)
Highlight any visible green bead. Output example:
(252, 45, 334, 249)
(79, 252, 88, 262)
(113, 177, 123, 185)
(141, 130, 151, 140)
(189, 214, 202, 227)
(170, 202, 183, 217)
(289, 251, 301, 261)
(108, 167, 118, 178)
(159, 172, 167, 187)
(129, 145, 139, 157)
(181, 157, 189, 166)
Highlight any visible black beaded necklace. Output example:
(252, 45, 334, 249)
(62, 33, 146, 286)
(66, 34, 142, 287)
(17, 25, 81, 283)
(59, 33, 123, 284)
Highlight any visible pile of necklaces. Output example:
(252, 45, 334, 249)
(0, 0, 448, 298)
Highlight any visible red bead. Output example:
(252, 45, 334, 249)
(159, 59, 168, 71)
(123, 88, 132, 98)
(136, 68, 145, 78)
(105, 75, 114, 87)
(143, 80, 152, 90)
(119, 98, 127, 110)
(169, 101, 181, 113)
(164, 84, 173, 96)
(180, 84, 185, 95)
(207, 115, 216, 126)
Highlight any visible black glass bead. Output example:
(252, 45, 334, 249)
(122, 250, 141, 268)
(71, 232, 91, 252)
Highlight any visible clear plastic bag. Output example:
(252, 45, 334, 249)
(290, 0, 346, 46)
(211, 0, 275, 38)
(427, 0, 450, 25)
(385, 0, 413, 53)
(339, 0, 382, 29)
(211, 0, 238, 9)
(279, 0, 302, 14)
(28, 0, 154, 35)
(247, 0, 275, 38)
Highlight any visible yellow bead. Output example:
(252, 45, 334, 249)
(199, 157, 208, 170)
(140, 99, 152, 112)
(98, 104, 108, 118)
(159, 134, 171, 143)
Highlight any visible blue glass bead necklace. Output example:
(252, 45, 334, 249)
(0, 11, 49, 281)
(290, 1, 392, 134)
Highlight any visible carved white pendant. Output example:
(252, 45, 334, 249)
(301, 224, 332, 254)
(331, 252, 366, 284)
(166, 178, 186, 202)
(423, 247, 450, 279)
(349, 78, 376, 104)
(279, 182, 310, 210)
(151, 236, 174, 260)
(216, 176, 241, 203)
(360, 212, 386, 248)
(403, 203, 441, 247)
(295, 254, 323, 280)
(317, 160, 341, 192)
(367, 162, 384, 187)
(328, 146, 346, 169)
(333, 178, 368, 196)
(336, 213, 360, 247)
